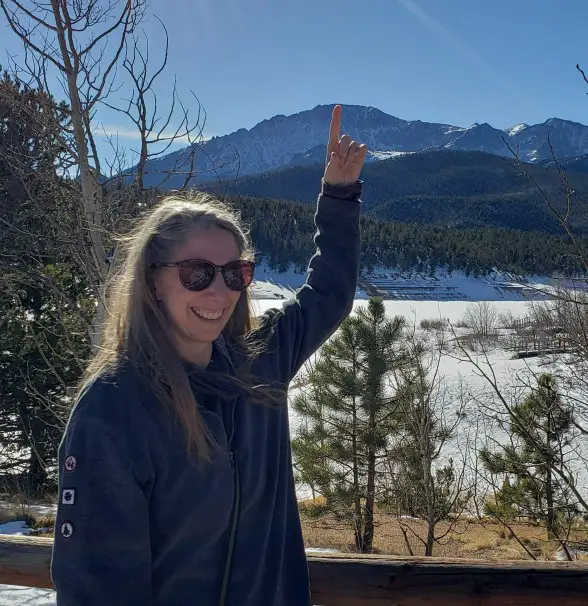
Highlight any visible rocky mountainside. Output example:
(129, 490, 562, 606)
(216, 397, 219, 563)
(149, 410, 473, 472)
(137, 105, 588, 189)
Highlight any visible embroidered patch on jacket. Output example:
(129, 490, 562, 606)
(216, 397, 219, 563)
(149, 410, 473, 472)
(60, 521, 74, 538)
(61, 488, 76, 505)
(64, 456, 77, 472)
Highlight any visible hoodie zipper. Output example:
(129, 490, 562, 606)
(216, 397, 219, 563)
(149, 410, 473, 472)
(218, 399, 239, 606)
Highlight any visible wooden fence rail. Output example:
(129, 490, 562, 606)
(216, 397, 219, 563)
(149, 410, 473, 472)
(1, 536, 588, 605)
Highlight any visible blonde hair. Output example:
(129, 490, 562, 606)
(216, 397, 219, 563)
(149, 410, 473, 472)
(78, 192, 267, 461)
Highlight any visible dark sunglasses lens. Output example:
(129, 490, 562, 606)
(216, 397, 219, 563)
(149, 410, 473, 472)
(180, 261, 215, 291)
(223, 261, 255, 291)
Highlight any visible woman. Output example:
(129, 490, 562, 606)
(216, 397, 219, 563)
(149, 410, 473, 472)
(51, 105, 367, 605)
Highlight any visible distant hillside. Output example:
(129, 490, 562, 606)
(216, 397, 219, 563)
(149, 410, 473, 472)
(541, 153, 588, 174)
(210, 150, 588, 234)
(225, 194, 587, 277)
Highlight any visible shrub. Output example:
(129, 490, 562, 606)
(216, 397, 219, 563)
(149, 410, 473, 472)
(420, 318, 448, 331)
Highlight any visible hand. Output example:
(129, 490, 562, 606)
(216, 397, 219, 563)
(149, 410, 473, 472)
(323, 105, 368, 187)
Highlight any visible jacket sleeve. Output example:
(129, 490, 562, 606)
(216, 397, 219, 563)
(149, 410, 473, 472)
(51, 386, 153, 605)
(263, 180, 361, 382)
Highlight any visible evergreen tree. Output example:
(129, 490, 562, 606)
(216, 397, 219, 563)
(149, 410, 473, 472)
(228, 194, 588, 278)
(0, 72, 90, 495)
(292, 298, 405, 553)
(480, 374, 578, 539)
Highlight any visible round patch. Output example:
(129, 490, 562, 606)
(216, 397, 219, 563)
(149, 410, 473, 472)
(64, 456, 77, 472)
(60, 521, 74, 538)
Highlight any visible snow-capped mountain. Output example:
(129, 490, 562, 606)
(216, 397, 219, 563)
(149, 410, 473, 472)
(137, 105, 588, 189)
(445, 122, 509, 156)
(510, 118, 588, 163)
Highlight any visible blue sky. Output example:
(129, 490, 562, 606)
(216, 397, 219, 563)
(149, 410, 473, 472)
(2, 0, 588, 156)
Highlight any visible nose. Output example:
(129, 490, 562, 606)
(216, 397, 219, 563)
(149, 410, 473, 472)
(207, 269, 231, 296)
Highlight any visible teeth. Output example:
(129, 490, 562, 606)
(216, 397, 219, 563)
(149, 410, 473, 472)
(193, 308, 223, 320)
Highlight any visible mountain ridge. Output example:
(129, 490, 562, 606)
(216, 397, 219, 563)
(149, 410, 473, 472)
(208, 149, 588, 235)
(138, 104, 588, 189)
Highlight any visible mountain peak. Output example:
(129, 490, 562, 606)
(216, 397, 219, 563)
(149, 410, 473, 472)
(470, 122, 496, 130)
(507, 123, 528, 136)
(134, 105, 588, 189)
(543, 117, 586, 128)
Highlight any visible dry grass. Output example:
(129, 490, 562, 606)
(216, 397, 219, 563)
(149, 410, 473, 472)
(0, 507, 21, 526)
(0, 503, 56, 537)
(0, 496, 586, 560)
(301, 509, 588, 561)
(31, 515, 56, 537)
(420, 318, 448, 331)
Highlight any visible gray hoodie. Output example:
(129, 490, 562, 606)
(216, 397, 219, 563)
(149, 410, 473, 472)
(51, 180, 362, 605)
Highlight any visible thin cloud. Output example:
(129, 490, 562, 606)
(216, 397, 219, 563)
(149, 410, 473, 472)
(396, 0, 540, 114)
(94, 124, 213, 144)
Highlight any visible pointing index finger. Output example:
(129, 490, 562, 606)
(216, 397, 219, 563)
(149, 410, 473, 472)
(327, 104, 342, 156)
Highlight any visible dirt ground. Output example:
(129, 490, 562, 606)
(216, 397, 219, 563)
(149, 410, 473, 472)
(301, 510, 588, 561)
(2, 500, 587, 561)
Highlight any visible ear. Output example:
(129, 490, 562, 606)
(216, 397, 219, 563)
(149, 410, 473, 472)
(149, 271, 162, 302)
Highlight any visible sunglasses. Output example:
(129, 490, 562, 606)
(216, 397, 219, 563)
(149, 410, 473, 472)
(152, 258, 255, 292)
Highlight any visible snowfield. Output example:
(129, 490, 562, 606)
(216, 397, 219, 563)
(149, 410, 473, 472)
(3, 268, 585, 604)
(0, 587, 55, 606)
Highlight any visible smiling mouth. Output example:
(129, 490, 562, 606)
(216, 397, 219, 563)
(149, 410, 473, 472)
(192, 307, 225, 321)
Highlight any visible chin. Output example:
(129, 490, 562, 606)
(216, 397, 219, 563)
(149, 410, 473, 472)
(192, 319, 229, 342)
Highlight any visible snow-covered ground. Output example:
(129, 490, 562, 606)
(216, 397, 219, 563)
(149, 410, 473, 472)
(253, 293, 533, 325)
(0, 521, 55, 605)
(250, 264, 586, 306)
(0, 587, 54, 606)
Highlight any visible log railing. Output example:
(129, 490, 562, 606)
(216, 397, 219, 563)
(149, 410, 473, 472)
(2, 536, 588, 605)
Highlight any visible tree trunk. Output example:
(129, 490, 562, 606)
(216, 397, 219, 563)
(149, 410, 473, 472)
(26, 450, 46, 499)
(363, 450, 375, 553)
(545, 408, 556, 540)
(423, 458, 436, 556)
(425, 509, 435, 556)
(50, 0, 108, 346)
(421, 426, 436, 556)
(363, 406, 376, 555)
(352, 395, 363, 552)
(353, 511, 363, 553)
(351, 372, 364, 553)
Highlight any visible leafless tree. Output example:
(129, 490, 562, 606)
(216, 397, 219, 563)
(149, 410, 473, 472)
(448, 321, 588, 559)
(384, 327, 473, 556)
(0, 2, 205, 491)
(1, 0, 205, 343)
(100, 16, 207, 191)
(464, 301, 499, 344)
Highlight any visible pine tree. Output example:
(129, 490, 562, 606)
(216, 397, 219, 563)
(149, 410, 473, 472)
(292, 298, 405, 553)
(480, 374, 578, 539)
(0, 73, 88, 495)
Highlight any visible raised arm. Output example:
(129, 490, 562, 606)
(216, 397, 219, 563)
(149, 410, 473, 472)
(260, 106, 367, 381)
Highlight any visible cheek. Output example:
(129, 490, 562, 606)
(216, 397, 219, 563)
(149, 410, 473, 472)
(153, 271, 173, 301)
(228, 291, 242, 311)
(154, 272, 188, 309)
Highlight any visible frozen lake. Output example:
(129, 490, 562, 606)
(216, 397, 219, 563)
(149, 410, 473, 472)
(253, 297, 534, 323)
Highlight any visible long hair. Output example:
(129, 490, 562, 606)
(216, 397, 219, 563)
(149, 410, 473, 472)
(78, 192, 274, 461)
